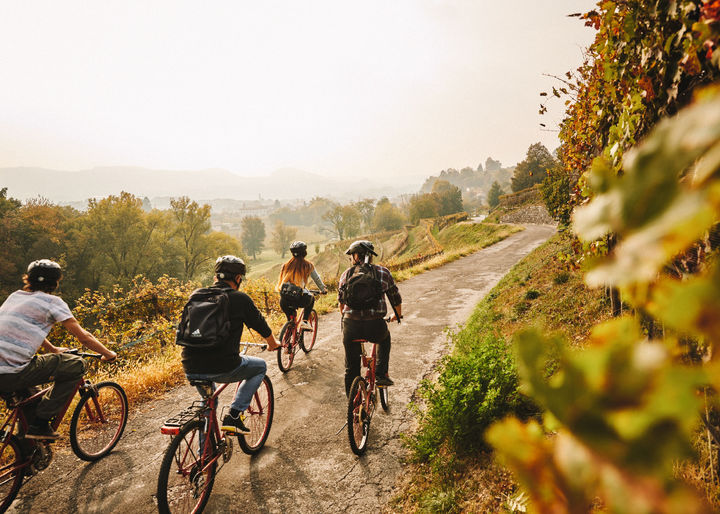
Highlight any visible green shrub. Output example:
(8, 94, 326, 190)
(409, 332, 530, 462)
(553, 271, 570, 285)
(524, 289, 541, 300)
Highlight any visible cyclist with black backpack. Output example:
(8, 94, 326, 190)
(276, 241, 327, 330)
(176, 255, 279, 435)
(338, 240, 402, 396)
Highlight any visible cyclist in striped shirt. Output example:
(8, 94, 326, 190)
(0, 260, 116, 440)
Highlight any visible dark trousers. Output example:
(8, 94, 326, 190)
(0, 353, 86, 420)
(342, 317, 391, 396)
(280, 293, 315, 321)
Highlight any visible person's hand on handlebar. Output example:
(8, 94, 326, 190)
(101, 350, 118, 362)
(265, 334, 280, 352)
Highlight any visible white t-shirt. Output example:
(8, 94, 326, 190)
(0, 290, 73, 373)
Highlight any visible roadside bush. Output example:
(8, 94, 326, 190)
(553, 271, 570, 284)
(524, 289, 541, 300)
(409, 331, 530, 462)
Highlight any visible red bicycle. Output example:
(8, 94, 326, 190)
(0, 350, 128, 510)
(347, 340, 390, 456)
(277, 290, 321, 372)
(156, 342, 274, 514)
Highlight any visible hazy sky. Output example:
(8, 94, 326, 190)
(0, 1, 596, 182)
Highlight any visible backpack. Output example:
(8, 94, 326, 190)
(175, 287, 232, 348)
(340, 263, 384, 310)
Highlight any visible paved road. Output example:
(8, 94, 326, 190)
(7, 224, 556, 514)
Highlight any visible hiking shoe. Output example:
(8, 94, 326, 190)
(221, 413, 251, 435)
(376, 376, 394, 387)
(299, 320, 313, 331)
(26, 421, 59, 440)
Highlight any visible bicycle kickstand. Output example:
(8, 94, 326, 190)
(335, 421, 348, 436)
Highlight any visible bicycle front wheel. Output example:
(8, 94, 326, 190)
(277, 321, 296, 373)
(0, 435, 25, 512)
(238, 375, 274, 455)
(347, 376, 370, 456)
(70, 381, 128, 461)
(157, 420, 217, 514)
(299, 310, 318, 353)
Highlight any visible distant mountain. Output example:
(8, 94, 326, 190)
(0, 166, 419, 204)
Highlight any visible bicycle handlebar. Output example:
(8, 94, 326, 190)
(239, 341, 268, 351)
(66, 348, 104, 359)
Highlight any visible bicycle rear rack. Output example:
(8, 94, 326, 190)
(161, 401, 206, 435)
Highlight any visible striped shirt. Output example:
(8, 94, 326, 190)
(0, 290, 73, 373)
(338, 264, 402, 320)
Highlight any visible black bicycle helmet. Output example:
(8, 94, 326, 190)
(290, 241, 307, 258)
(344, 240, 377, 256)
(214, 255, 247, 280)
(26, 259, 62, 283)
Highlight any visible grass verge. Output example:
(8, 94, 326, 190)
(388, 230, 611, 513)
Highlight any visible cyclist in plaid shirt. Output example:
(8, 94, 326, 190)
(338, 240, 402, 396)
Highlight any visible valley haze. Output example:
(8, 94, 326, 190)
(1, 166, 419, 205)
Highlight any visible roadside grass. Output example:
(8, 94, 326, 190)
(388, 230, 611, 513)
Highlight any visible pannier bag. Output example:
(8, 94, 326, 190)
(280, 282, 304, 300)
(176, 287, 231, 348)
(340, 264, 383, 310)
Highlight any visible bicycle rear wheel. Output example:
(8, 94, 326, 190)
(277, 321, 296, 372)
(237, 375, 274, 455)
(70, 381, 128, 461)
(347, 376, 370, 455)
(0, 435, 25, 511)
(157, 420, 217, 514)
(299, 310, 318, 353)
(378, 386, 389, 412)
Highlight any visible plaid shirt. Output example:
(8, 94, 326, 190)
(338, 263, 401, 320)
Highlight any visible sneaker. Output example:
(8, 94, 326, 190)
(376, 376, 395, 387)
(299, 320, 313, 331)
(26, 421, 59, 440)
(221, 413, 251, 435)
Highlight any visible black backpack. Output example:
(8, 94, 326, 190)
(175, 287, 232, 348)
(341, 263, 384, 310)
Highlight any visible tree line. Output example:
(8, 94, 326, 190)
(0, 190, 241, 305)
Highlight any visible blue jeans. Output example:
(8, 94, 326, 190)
(185, 356, 267, 412)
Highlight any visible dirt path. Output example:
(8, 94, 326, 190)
(7, 224, 556, 514)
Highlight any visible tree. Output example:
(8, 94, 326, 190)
(485, 157, 502, 172)
(270, 220, 297, 258)
(372, 198, 405, 231)
(82, 192, 167, 287)
(241, 216, 265, 259)
(487, 181, 505, 209)
(353, 199, 375, 231)
(408, 194, 440, 223)
(541, 164, 572, 225)
(432, 180, 464, 215)
(170, 196, 213, 280)
(322, 204, 361, 240)
(511, 143, 556, 192)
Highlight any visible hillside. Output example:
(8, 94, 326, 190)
(255, 213, 522, 287)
